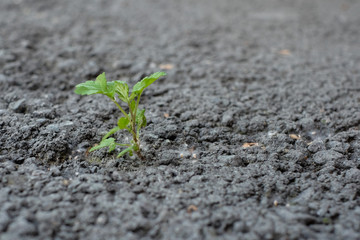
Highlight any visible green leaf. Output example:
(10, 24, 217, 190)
(104, 82, 116, 99)
(102, 126, 120, 141)
(130, 72, 166, 99)
(74, 72, 116, 99)
(136, 109, 147, 129)
(108, 142, 116, 152)
(89, 138, 117, 153)
(96, 72, 107, 92)
(129, 100, 136, 113)
(118, 117, 130, 129)
(114, 81, 129, 103)
(74, 81, 103, 95)
(117, 145, 135, 158)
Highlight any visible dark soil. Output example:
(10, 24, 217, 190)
(1, 0, 360, 239)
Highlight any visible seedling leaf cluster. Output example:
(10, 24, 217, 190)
(75, 72, 166, 160)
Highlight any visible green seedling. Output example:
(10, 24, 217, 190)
(75, 72, 166, 160)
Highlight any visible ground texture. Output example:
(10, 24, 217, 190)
(1, 0, 360, 239)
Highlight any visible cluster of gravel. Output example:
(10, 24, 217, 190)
(0, 0, 359, 239)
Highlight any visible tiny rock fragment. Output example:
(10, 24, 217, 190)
(180, 153, 184, 158)
(278, 49, 291, 56)
(159, 63, 174, 70)
(187, 205, 198, 213)
(289, 134, 301, 140)
(62, 179, 70, 186)
(164, 113, 170, 118)
(8, 99, 26, 113)
(192, 153, 197, 159)
(273, 200, 278, 206)
(242, 142, 259, 148)
(96, 214, 108, 225)
(268, 131, 277, 137)
(149, 62, 157, 68)
(85, 146, 93, 157)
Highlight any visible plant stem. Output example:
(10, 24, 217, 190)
(116, 143, 131, 147)
(111, 99, 129, 119)
(135, 150, 145, 161)
(111, 98, 139, 138)
(128, 98, 145, 161)
(135, 93, 143, 138)
(134, 92, 142, 116)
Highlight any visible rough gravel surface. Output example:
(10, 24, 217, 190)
(1, 0, 360, 239)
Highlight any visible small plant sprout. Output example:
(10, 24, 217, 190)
(75, 72, 166, 160)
